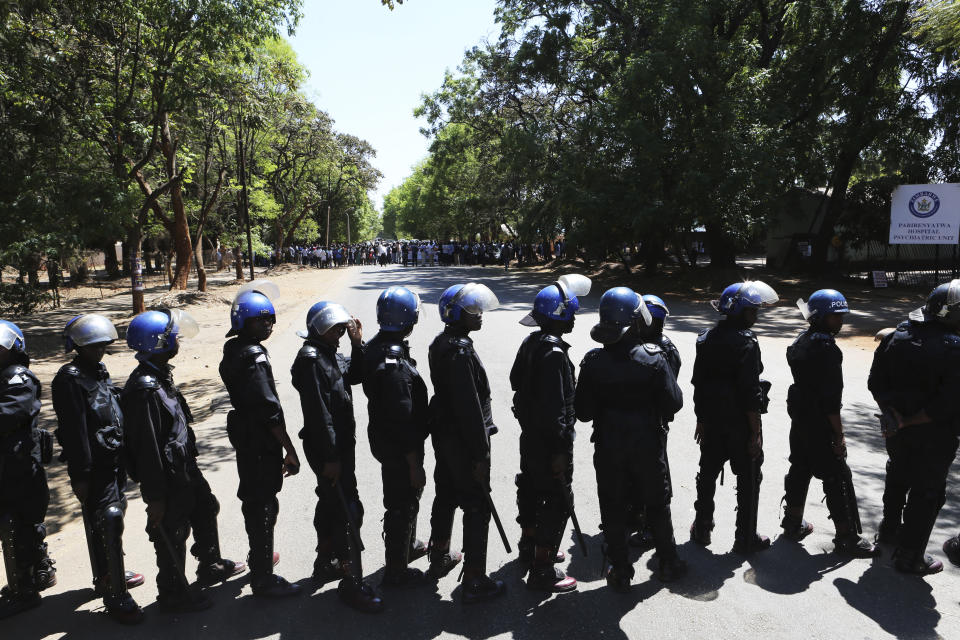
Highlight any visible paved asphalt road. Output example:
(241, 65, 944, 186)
(8, 264, 960, 639)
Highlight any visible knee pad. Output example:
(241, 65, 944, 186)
(199, 492, 221, 517)
(99, 504, 125, 541)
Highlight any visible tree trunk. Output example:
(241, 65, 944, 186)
(102, 241, 120, 277)
(705, 222, 737, 269)
(194, 233, 207, 292)
(234, 246, 244, 280)
(165, 249, 174, 285)
(127, 225, 145, 314)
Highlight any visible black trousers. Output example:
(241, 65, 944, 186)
(0, 458, 49, 593)
(429, 433, 490, 572)
(883, 423, 959, 553)
(516, 432, 572, 550)
(594, 426, 674, 570)
(146, 473, 221, 599)
(380, 452, 423, 567)
(235, 442, 283, 580)
(305, 445, 363, 570)
(784, 419, 858, 530)
(79, 466, 127, 583)
(694, 419, 763, 541)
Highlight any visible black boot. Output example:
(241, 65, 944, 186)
(252, 574, 302, 597)
(894, 548, 943, 575)
(337, 577, 384, 613)
(943, 536, 960, 566)
(426, 542, 462, 580)
(733, 533, 771, 554)
(689, 520, 713, 546)
(462, 573, 506, 604)
(780, 516, 814, 542)
(833, 532, 879, 559)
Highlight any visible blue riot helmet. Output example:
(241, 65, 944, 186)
(439, 283, 499, 324)
(520, 274, 592, 327)
(307, 303, 353, 337)
(127, 309, 199, 357)
(590, 286, 653, 344)
(63, 314, 119, 352)
(296, 301, 330, 338)
(796, 289, 849, 325)
(0, 319, 26, 352)
(642, 294, 670, 320)
(910, 279, 960, 328)
(377, 286, 421, 331)
(713, 280, 779, 316)
(227, 279, 280, 338)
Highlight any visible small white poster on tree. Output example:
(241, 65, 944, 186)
(889, 183, 960, 244)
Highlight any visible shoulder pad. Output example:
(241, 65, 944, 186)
(450, 336, 472, 351)
(810, 331, 835, 343)
(579, 348, 602, 367)
(2, 364, 31, 386)
(642, 342, 663, 355)
(738, 329, 757, 340)
(660, 334, 675, 348)
(540, 333, 562, 345)
(130, 374, 159, 390)
(696, 328, 710, 343)
(896, 321, 911, 333)
(297, 344, 319, 359)
(386, 344, 405, 360)
(58, 363, 81, 377)
(239, 343, 267, 362)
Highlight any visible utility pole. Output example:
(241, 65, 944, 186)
(238, 136, 255, 282)
(326, 204, 331, 248)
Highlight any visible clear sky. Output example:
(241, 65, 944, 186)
(287, 0, 501, 211)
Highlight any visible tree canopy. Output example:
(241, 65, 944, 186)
(387, 0, 959, 272)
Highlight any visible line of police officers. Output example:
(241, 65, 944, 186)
(2, 273, 960, 622)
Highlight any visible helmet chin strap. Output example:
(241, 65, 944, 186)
(155, 310, 176, 350)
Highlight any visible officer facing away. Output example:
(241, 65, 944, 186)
(428, 283, 504, 604)
(576, 287, 686, 591)
(690, 280, 778, 553)
(782, 291, 877, 558)
(220, 282, 301, 597)
(52, 314, 145, 624)
(869, 279, 960, 574)
(291, 303, 382, 612)
(122, 310, 246, 613)
(362, 286, 431, 587)
(0, 320, 55, 620)
(627, 295, 680, 550)
(511, 274, 591, 593)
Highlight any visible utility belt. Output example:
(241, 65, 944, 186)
(226, 410, 281, 454)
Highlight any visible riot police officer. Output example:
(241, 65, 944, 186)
(868, 280, 960, 574)
(781, 290, 877, 558)
(627, 295, 680, 550)
(690, 281, 778, 553)
(511, 275, 591, 593)
(0, 320, 55, 619)
(361, 286, 430, 587)
(122, 310, 246, 612)
(576, 287, 685, 591)
(52, 314, 145, 623)
(220, 284, 301, 597)
(291, 303, 382, 612)
(428, 283, 504, 604)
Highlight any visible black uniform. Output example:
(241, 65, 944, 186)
(510, 331, 576, 556)
(291, 339, 365, 572)
(690, 319, 766, 544)
(868, 320, 960, 558)
(627, 330, 680, 538)
(51, 358, 131, 604)
(576, 336, 683, 577)
(361, 332, 429, 571)
(428, 328, 495, 572)
(219, 337, 286, 584)
(0, 357, 51, 600)
(121, 361, 224, 600)
(783, 329, 862, 531)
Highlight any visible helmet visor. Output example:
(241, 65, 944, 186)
(450, 283, 499, 315)
(557, 274, 592, 298)
(170, 309, 199, 340)
(0, 325, 19, 351)
(740, 281, 779, 307)
(236, 279, 280, 304)
(634, 296, 653, 327)
(911, 279, 960, 323)
(796, 298, 811, 321)
(68, 314, 119, 346)
(309, 303, 353, 336)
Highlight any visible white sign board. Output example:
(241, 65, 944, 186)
(889, 183, 960, 244)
